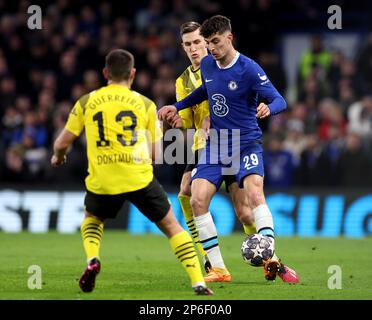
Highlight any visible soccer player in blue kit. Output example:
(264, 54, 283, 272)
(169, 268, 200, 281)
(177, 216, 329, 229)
(159, 15, 299, 283)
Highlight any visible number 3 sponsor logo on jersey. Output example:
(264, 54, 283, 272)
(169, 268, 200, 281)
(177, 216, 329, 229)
(211, 93, 229, 117)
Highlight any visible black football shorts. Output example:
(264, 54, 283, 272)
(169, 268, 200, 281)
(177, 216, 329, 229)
(84, 178, 171, 222)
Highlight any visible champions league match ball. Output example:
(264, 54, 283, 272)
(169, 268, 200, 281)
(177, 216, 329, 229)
(241, 234, 274, 266)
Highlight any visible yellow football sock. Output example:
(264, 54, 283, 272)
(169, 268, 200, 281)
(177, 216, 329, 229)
(243, 223, 256, 236)
(169, 230, 205, 287)
(178, 195, 207, 258)
(81, 216, 104, 261)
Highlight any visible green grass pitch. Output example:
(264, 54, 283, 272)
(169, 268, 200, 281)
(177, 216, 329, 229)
(0, 231, 371, 300)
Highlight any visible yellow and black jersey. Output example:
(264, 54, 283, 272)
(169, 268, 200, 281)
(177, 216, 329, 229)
(65, 83, 162, 195)
(175, 65, 209, 152)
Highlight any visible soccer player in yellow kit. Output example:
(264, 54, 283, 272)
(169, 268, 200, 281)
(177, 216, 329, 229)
(51, 49, 213, 295)
(171, 22, 255, 282)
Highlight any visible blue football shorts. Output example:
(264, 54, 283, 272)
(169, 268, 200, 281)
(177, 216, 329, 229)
(191, 143, 264, 190)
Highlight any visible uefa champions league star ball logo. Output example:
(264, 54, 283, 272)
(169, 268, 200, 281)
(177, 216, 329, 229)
(228, 81, 238, 90)
(211, 93, 229, 117)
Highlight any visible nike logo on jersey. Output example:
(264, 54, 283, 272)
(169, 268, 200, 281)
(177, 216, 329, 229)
(205, 78, 213, 83)
(245, 164, 258, 171)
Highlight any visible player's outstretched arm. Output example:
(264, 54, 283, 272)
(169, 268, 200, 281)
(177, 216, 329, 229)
(158, 85, 209, 122)
(51, 128, 78, 167)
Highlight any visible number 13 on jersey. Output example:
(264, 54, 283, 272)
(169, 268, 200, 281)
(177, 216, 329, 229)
(93, 110, 138, 147)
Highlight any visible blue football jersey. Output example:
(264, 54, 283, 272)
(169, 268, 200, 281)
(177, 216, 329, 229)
(199, 52, 286, 145)
(174, 52, 287, 167)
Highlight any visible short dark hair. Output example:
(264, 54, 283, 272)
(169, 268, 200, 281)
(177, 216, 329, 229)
(105, 49, 134, 81)
(180, 21, 201, 38)
(200, 15, 232, 38)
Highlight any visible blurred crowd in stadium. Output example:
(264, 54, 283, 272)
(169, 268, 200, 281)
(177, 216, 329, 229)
(1, 0, 372, 188)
